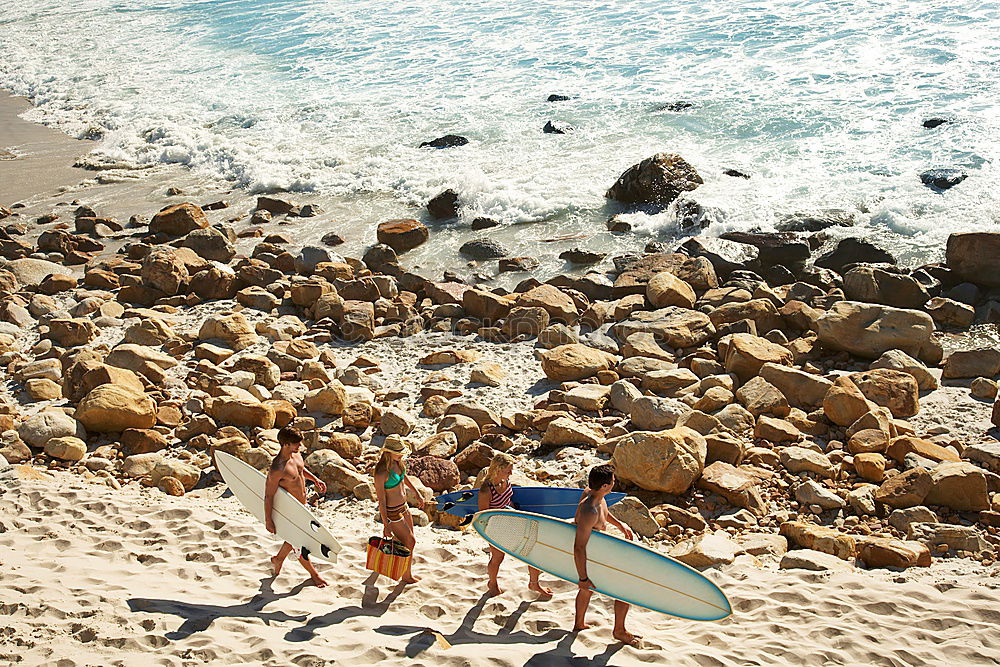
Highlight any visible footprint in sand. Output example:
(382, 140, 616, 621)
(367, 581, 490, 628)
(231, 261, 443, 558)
(419, 603, 446, 619)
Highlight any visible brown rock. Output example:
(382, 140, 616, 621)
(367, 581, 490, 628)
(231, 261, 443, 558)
(611, 427, 706, 493)
(121, 428, 169, 455)
(779, 521, 855, 560)
(924, 462, 990, 512)
(735, 376, 790, 417)
(47, 318, 98, 347)
(848, 369, 919, 418)
(946, 232, 1000, 287)
(848, 428, 889, 454)
(612, 307, 716, 348)
(723, 334, 792, 384)
(209, 397, 276, 429)
(539, 344, 617, 382)
(697, 462, 767, 516)
(646, 271, 696, 309)
(158, 476, 186, 497)
(376, 219, 428, 252)
(858, 538, 930, 568)
(759, 363, 833, 409)
(885, 435, 960, 464)
(407, 456, 461, 492)
(815, 301, 938, 363)
(149, 203, 209, 236)
(823, 376, 874, 427)
(516, 284, 579, 323)
(854, 452, 886, 482)
(76, 385, 156, 432)
(942, 348, 1000, 380)
(613, 253, 717, 296)
(874, 467, 932, 508)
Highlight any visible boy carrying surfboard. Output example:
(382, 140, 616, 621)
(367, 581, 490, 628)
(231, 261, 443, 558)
(573, 464, 642, 647)
(265, 427, 329, 587)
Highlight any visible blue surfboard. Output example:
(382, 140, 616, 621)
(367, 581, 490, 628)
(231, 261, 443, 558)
(436, 486, 626, 519)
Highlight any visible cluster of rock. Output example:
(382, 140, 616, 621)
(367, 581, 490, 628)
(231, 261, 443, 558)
(1, 155, 999, 575)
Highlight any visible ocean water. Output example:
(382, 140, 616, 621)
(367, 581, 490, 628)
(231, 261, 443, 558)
(2, 0, 999, 272)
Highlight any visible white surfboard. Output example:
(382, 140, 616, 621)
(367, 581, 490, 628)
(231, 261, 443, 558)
(215, 451, 342, 562)
(473, 509, 731, 621)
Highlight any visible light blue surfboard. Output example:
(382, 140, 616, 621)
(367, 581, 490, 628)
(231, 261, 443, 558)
(472, 509, 732, 621)
(436, 486, 626, 519)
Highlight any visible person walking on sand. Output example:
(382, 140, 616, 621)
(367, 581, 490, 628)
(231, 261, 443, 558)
(478, 452, 554, 599)
(573, 464, 641, 647)
(265, 427, 329, 587)
(373, 436, 423, 584)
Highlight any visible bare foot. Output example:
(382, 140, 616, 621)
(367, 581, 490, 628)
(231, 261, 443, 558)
(572, 623, 590, 632)
(309, 573, 329, 588)
(402, 575, 420, 585)
(487, 583, 503, 597)
(528, 582, 553, 600)
(270, 555, 284, 576)
(613, 630, 643, 647)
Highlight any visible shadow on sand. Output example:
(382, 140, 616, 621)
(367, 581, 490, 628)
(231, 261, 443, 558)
(375, 592, 571, 658)
(127, 576, 311, 640)
(283, 572, 406, 642)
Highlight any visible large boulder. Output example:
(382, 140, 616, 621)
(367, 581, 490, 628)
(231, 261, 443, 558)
(539, 344, 617, 381)
(628, 396, 691, 430)
(923, 462, 990, 512)
(608, 496, 660, 538)
(47, 318, 98, 347)
(843, 266, 929, 309)
(857, 538, 931, 569)
(516, 285, 578, 323)
(870, 350, 938, 391)
(303, 381, 348, 415)
(848, 369, 919, 418)
(697, 462, 767, 516)
(613, 254, 717, 296)
(407, 456, 461, 492)
(885, 435, 960, 464)
(823, 376, 874, 426)
(75, 385, 156, 432)
(149, 203, 209, 236)
(946, 232, 1000, 287)
(182, 227, 236, 263)
(43, 436, 87, 461)
(18, 410, 86, 447)
(376, 219, 428, 253)
(198, 312, 259, 350)
(942, 348, 1000, 380)
(723, 334, 793, 384)
(815, 238, 895, 273)
(759, 363, 832, 409)
(646, 271, 696, 309)
(874, 467, 932, 509)
(611, 427, 706, 494)
(209, 397, 276, 429)
(612, 306, 716, 349)
(815, 301, 938, 362)
(605, 153, 703, 206)
(779, 521, 855, 560)
(304, 449, 367, 496)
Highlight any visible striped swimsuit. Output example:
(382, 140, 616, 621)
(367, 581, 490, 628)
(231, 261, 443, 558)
(487, 482, 514, 509)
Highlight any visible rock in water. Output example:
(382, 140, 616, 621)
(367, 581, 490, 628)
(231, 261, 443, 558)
(419, 135, 469, 149)
(459, 238, 508, 260)
(543, 120, 573, 134)
(427, 189, 459, 219)
(815, 237, 896, 273)
(920, 168, 967, 191)
(546, 94, 571, 102)
(376, 219, 428, 253)
(605, 153, 703, 206)
(149, 203, 209, 236)
(923, 118, 949, 129)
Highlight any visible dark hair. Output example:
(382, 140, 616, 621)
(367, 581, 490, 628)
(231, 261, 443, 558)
(588, 464, 615, 490)
(278, 427, 303, 446)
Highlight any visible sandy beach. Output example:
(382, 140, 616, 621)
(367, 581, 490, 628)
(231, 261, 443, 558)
(5, 465, 1000, 667)
(3, 34, 1000, 667)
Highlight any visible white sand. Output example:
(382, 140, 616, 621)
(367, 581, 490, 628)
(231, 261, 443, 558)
(3, 466, 1000, 667)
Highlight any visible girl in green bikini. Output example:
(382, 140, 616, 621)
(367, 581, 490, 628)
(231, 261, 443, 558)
(373, 436, 423, 584)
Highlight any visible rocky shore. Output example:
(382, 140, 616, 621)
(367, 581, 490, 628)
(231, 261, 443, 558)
(2, 145, 999, 585)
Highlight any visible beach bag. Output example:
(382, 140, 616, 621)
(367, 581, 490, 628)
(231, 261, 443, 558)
(366, 537, 412, 580)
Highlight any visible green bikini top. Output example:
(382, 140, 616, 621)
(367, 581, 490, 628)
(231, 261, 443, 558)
(385, 470, 404, 489)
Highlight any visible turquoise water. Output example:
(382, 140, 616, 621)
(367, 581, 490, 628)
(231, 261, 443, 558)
(2, 0, 999, 266)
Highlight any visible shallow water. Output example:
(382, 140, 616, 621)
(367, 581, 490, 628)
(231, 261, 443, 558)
(2, 0, 999, 277)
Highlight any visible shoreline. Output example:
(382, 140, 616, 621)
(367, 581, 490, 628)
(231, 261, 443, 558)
(0, 91, 95, 205)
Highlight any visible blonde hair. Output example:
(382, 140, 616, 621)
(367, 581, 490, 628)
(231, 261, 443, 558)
(374, 450, 406, 477)
(484, 452, 516, 486)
